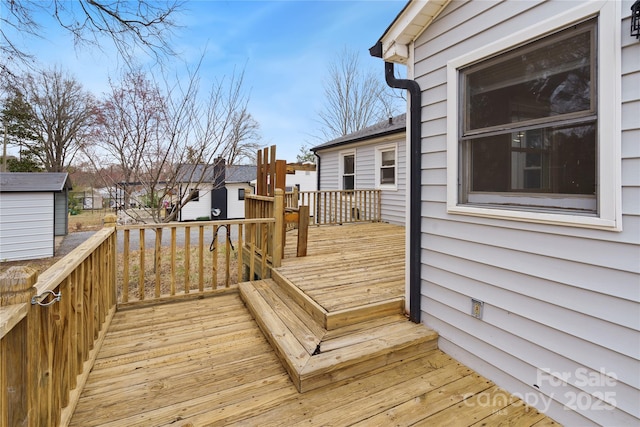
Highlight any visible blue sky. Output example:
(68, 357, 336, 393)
(10, 0, 408, 163)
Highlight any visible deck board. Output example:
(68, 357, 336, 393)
(281, 223, 406, 313)
(70, 294, 558, 426)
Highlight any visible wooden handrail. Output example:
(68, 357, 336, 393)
(286, 189, 382, 226)
(0, 215, 118, 427)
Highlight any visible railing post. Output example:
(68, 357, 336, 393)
(297, 205, 309, 257)
(103, 213, 118, 306)
(1, 267, 39, 427)
(292, 186, 299, 209)
(273, 189, 284, 267)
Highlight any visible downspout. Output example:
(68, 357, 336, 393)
(370, 42, 422, 323)
(314, 151, 321, 191)
(314, 151, 321, 220)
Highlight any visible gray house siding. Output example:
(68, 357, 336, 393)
(0, 192, 54, 261)
(412, 1, 639, 426)
(316, 135, 407, 225)
(54, 191, 68, 236)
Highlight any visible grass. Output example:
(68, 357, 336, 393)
(116, 244, 240, 302)
(68, 209, 110, 232)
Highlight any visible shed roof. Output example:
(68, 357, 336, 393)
(0, 172, 72, 192)
(311, 114, 406, 152)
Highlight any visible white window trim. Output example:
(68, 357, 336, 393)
(339, 150, 356, 190)
(446, 0, 621, 231)
(375, 143, 398, 190)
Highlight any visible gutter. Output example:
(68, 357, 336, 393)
(370, 41, 422, 324)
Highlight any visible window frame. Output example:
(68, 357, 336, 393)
(238, 188, 245, 201)
(340, 150, 356, 191)
(375, 143, 398, 190)
(445, 1, 621, 230)
(189, 188, 200, 202)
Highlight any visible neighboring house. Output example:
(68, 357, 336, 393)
(371, 1, 639, 426)
(312, 114, 407, 225)
(177, 162, 256, 221)
(0, 172, 72, 261)
(225, 165, 258, 219)
(285, 162, 317, 194)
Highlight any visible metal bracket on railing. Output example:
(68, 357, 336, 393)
(31, 290, 61, 306)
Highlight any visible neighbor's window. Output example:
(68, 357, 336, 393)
(342, 153, 355, 190)
(189, 189, 200, 202)
(238, 188, 245, 201)
(459, 18, 597, 213)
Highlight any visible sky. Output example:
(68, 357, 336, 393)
(7, 0, 408, 163)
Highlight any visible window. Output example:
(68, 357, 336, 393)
(341, 152, 355, 190)
(461, 19, 596, 211)
(376, 146, 396, 188)
(189, 189, 199, 202)
(238, 188, 245, 201)
(447, 2, 620, 229)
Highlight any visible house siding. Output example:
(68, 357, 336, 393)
(413, 1, 639, 426)
(226, 183, 251, 219)
(317, 134, 407, 225)
(179, 183, 213, 221)
(0, 192, 54, 261)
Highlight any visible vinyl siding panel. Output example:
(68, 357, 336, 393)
(318, 150, 339, 190)
(381, 135, 407, 225)
(0, 193, 54, 261)
(413, 0, 639, 425)
(226, 183, 251, 219)
(179, 184, 213, 221)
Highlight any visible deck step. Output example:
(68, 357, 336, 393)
(270, 269, 406, 330)
(239, 279, 439, 393)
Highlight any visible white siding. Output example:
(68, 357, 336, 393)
(316, 133, 407, 225)
(0, 193, 54, 261)
(413, 1, 639, 425)
(286, 170, 317, 193)
(226, 183, 252, 219)
(179, 183, 213, 221)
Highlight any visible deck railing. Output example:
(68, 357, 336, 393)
(287, 189, 382, 226)
(117, 218, 275, 305)
(1, 223, 117, 427)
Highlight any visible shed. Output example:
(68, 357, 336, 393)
(0, 172, 72, 261)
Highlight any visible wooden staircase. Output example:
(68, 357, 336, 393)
(239, 271, 439, 393)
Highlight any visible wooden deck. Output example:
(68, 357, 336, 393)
(70, 223, 559, 425)
(70, 293, 557, 426)
(280, 222, 405, 314)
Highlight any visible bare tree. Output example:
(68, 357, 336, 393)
(90, 70, 167, 214)
(0, 0, 181, 73)
(317, 47, 401, 140)
(6, 67, 97, 172)
(224, 109, 261, 165)
(88, 64, 260, 223)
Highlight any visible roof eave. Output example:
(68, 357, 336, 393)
(379, 0, 451, 64)
(312, 127, 406, 153)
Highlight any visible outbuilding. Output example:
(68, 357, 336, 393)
(0, 172, 72, 261)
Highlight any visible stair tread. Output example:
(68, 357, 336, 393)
(252, 280, 322, 355)
(239, 279, 438, 394)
